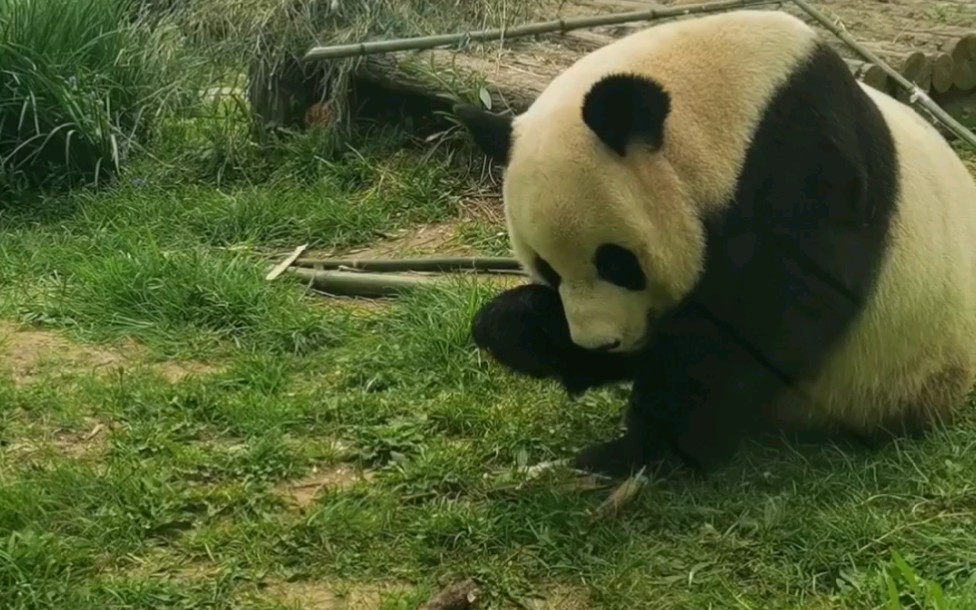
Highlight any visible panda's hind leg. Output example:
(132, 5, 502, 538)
(838, 362, 976, 449)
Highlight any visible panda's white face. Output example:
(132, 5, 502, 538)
(502, 137, 704, 353)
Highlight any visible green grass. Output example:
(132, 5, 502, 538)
(0, 0, 196, 190)
(3, 0, 976, 605)
(3, 141, 976, 609)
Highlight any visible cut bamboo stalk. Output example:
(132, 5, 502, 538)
(288, 267, 433, 298)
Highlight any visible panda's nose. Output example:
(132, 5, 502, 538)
(592, 339, 621, 352)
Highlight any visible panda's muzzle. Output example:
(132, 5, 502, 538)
(591, 339, 621, 352)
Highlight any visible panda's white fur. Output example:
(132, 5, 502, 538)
(502, 10, 824, 353)
(794, 85, 976, 432)
(456, 9, 976, 474)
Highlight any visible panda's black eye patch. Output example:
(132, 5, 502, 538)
(595, 244, 646, 290)
(534, 255, 561, 287)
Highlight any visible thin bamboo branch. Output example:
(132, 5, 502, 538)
(303, 0, 781, 61)
(265, 243, 308, 281)
(288, 268, 433, 298)
(290, 256, 523, 273)
(789, 0, 976, 151)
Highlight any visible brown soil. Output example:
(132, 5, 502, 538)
(276, 464, 376, 509)
(265, 580, 413, 610)
(304, 195, 506, 261)
(522, 584, 592, 609)
(3, 415, 111, 465)
(0, 322, 222, 387)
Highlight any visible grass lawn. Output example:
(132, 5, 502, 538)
(3, 129, 976, 609)
(3, 0, 976, 602)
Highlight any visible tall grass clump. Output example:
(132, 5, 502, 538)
(0, 0, 190, 191)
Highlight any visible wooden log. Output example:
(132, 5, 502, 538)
(847, 59, 889, 92)
(895, 51, 932, 103)
(354, 52, 928, 121)
(342, 7, 974, 150)
(951, 34, 976, 91)
(931, 52, 956, 94)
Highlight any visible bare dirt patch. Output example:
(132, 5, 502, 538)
(344, 220, 478, 259)
(266, 580, 413, 610)
(308, 196, 506, 261)
(0, 322, 222, 386)
(523, 585, 592, 610)
(3, 415, 111, 464)
(276, 463, 375, 509)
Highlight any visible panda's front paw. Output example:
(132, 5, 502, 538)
(571, 436, 648, 480)
(471, 284, 571, 379)
(558, 371, 601, 398)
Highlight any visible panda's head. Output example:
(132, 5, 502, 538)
(455, 72, 705, 353)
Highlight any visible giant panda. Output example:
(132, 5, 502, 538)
(454, 9, 976, 479)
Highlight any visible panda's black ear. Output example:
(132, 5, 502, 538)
(582, 73, 670, 156)
(452, 104, 514, 164)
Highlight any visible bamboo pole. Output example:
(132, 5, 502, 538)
(790, 0, 976, 151)
(303, 0, 781, 61)
(288, 267, 432, 298)
(290, 256, 523, 273)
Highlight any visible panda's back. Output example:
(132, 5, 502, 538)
(515, 11, 823, 209)
(798, 84, 976, 428)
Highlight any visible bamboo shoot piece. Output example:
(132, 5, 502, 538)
(951, 34, 976, 91)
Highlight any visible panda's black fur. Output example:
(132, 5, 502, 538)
(458, 10, 976, 479)
(471, 283, 640, 396)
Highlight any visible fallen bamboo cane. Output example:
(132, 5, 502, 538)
(290, 256, 523, 273)
(303, 0, 781, 61)
(288, 267, 433, 298)
(790, 0, 976, 151)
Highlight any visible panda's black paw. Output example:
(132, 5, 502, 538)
(558, 371, 602, 398)
(470, 283, 571, 380)
(571, 436, 648, 480)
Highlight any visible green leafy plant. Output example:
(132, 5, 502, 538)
(0, 0, 189, 189)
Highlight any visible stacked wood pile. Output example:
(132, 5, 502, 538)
(295, 0, 976, 132)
